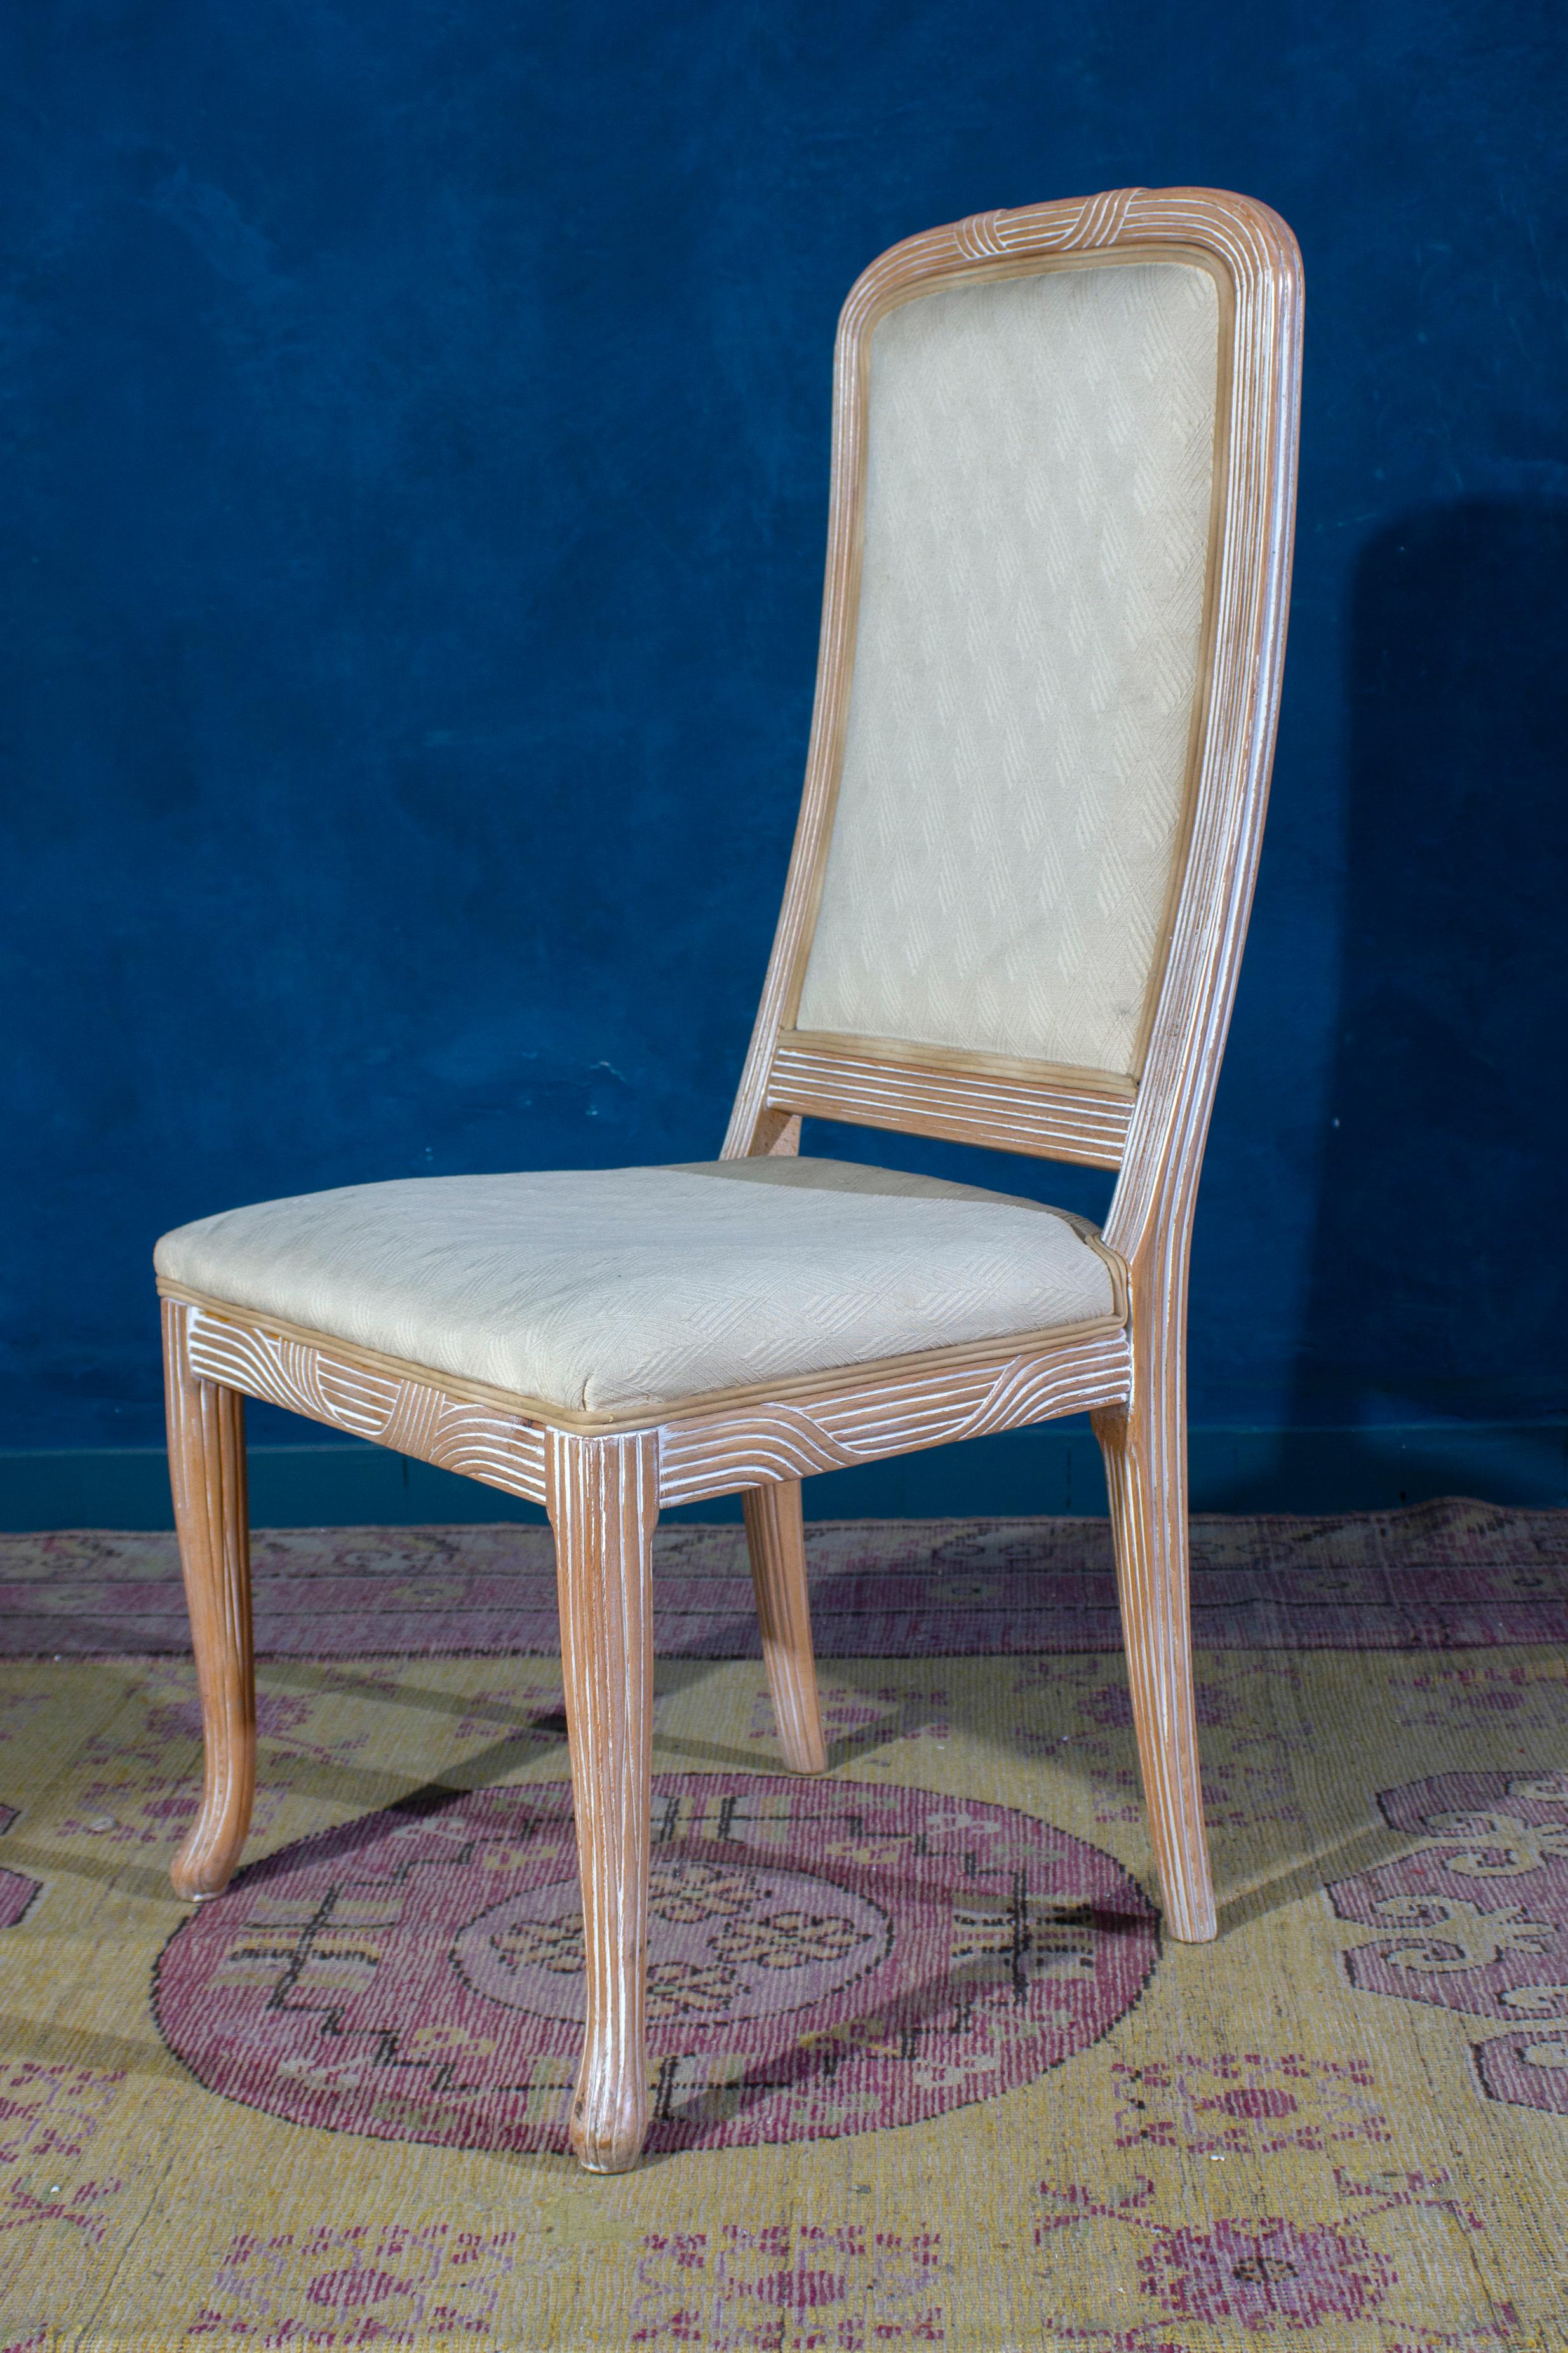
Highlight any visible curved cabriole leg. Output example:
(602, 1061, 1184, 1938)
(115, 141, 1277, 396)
(743, 1482, 828, 1774)
(1092, 1318, 1216, 1943)
(547, 1427, 659, 2173)
(163, 1297, 257, 1902)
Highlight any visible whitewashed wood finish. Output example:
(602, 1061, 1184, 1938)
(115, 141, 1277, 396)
(164, 1281, 1125, 1480)
(657, 1321, 1130, 1504)
(181, 1299, 549, 1504)
(1092, 1268, 1214, 1941)
(163, 1298, 257, 1901)
(724, 186, 1301, 1185)
(1076, 195, 1298, 1952)
(546, 1429, 659, 2173)
(743, 1482, 829, 1776)
(157, 189, 1300, 2164)
(716, 186, 1301, 1960)
(765, 1032, 1134, 1169)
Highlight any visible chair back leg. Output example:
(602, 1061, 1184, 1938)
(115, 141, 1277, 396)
(547, 1427, 659, 2171)
(163, 1298, 257, 1901)
(1092, 1345, 1216, 1943)
(743, 1481, 828, 1774)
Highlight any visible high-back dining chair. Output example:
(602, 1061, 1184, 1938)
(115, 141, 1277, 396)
(154, 186, 1301, 2174)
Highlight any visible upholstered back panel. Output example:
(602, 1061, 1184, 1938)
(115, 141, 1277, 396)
(794, 258, 1221, 1079)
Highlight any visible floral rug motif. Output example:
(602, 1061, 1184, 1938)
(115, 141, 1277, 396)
(0, 1503, 1564, 2348)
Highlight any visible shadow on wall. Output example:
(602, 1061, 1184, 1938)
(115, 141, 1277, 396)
(1270, 499, 1568, 1506)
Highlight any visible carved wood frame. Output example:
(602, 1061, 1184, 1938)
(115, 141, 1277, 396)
(724, 184, 1303, 1213)
(157, 187, 1301, 2174)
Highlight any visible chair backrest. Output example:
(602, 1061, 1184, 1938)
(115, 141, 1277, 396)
(724, 188, 1302, 1265)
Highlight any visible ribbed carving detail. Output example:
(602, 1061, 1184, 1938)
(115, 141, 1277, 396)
(184, 1308, 548, 1505)
(163, 1298, 256, 1901)
(658, 1323, 1130, 1504)
(743, 1481, 828, 1775)
(953, 188, 1141, 264)
(766, 1034, 1133, 1168)
(547, 1429, 659, 2171)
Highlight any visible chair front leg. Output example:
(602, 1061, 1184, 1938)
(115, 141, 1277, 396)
(546, 1427, 659, 2173)
(163, 1298, 257, 1901)
(1092, 1297, 1216, 1943)
(743, 1482, 828, 1774)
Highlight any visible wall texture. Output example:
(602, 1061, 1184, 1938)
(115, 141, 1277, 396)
(3, 2, 1565, 1480)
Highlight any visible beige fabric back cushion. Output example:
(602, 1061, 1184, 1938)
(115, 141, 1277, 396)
(154, 1158, 1116, 1414)
(795, 259, 1220, 1079)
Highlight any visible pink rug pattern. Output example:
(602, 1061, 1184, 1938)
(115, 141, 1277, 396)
(1329, 1763, 1568, 2119)
(153, 1774, 1157, 2154)
(2, 1497, 1565, 1657)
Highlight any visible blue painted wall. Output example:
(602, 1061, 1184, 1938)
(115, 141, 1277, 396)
(3, 2, 1565, 1466)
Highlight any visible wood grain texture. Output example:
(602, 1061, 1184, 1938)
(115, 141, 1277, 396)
(721, 185, 1301, 1205)
(547, 1429, 659, 2173)
(714, 187, 1301, 1947)
(765, 1032, 1133, 1169)
(657, 1322, 1130, 1504)
(156, 187, 1300, 2127)
(1092, 1263, 1215, 1941)
(178, 1299, 549, 1504)
(163, 1298, 257, 1901)
(165, 1281, 1125, 1459)
(762, 1110, 802, 1156)
(1100, 192, 1301, 1290)
(743, 1482, 828, 1774)
(1082, 199, 1297, 1943)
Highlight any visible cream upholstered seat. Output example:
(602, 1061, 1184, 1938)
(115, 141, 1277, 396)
(156, 187, 1302, 2180)
(155, 1158, 1118, 1413)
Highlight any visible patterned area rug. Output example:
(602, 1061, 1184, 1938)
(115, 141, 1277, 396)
(6, 1498, 1567, 1657)
(0, 1500, 1564, 2348)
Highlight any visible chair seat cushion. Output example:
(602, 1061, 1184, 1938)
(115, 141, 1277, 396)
(154, 1156, 1120, 1415)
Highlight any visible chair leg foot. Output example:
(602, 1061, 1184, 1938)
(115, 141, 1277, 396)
(744, 1483, 828, 1775)
(163, 1300, 256, 1903)
(1092, 1397, 1216, 1943)
(548, 1428, 659, 2173)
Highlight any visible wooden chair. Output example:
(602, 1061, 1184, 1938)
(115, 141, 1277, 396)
(154, 186, 1302, 2173)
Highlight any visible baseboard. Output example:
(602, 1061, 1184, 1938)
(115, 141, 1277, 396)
(1, 1420, 1564, 1532)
